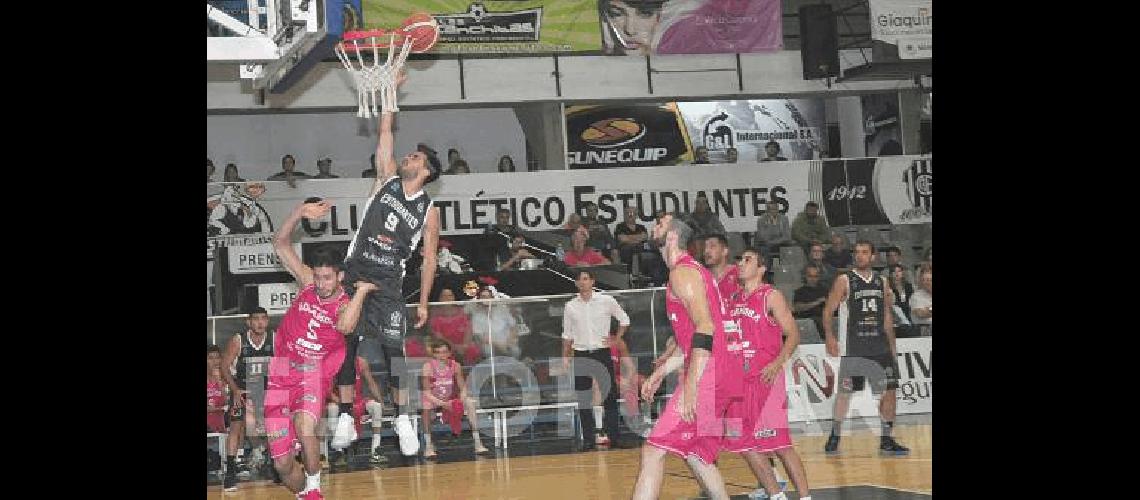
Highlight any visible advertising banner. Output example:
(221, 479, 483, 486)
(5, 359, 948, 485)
(206, 156, 931, 253)
(600, 0, 782, 55)
(565, 103, 692, 169)
(676, 99, 826, 163)
(363, 1, 602, 54)
(786, 338, 931, 423)
(869, 0, 932, 60)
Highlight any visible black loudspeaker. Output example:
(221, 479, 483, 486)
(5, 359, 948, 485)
(799, 4, 840, 79)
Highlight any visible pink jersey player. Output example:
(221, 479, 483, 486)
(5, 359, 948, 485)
(264, 283, 351, 459)
(207, 379, 227, 433)
(645, 253, 745, 464)
(715, 263, 741, 303)
(723, 284, 793, 453)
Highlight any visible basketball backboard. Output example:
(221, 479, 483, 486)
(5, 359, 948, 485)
(206, 0, 363, 93)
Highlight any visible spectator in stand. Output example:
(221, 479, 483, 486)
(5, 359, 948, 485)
(313, 157, 339, 179)
(470, 286, 520, 358)
(881, 246, 914, 284)
(447, 148, 463, 171)
(682, 193, 726, 259)
(266, 154, 310, 187)
(759, 140, 788, 162)
(497, 155, 517, 172)
(613, 205, 649, 270)
(485, 209, 521, 238)
(223, 163, 245, 183)
(208, 159, 217, 183)
(429, 288, 481, 365)
(686, 193, 726, 237)
(726, 147, 739, 163)
(887, 263, 914, 326)
(448, 160, 471, 175)
(793, 264, 829, 335)
(692, 146, 710, 164)
(582, 202, 620, 262)
(792, 201, 830, 251)
(498, 234, 536, 271)
(807, 241, 837, 287)
(361, 154, 377, 178)
(909, 266, 932, 332)
(564, 226, 611, 267)
(753, 199, 794, 258)
(562, 213, 583, 235)
(824, 232, 853, 272)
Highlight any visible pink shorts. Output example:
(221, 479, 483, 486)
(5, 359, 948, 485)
(722, 372, 792, 453)
(264, 351, 346, 459)
(645, 369, 734, 465)
(207, 412, 227, 433)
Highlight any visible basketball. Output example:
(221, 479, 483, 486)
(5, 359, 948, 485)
(401, 13, 440, 53)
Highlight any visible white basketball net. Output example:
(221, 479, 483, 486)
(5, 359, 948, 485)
(334, 34, 413, 118)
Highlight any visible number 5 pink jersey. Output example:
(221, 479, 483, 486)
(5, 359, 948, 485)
(271, 283, 350, 382)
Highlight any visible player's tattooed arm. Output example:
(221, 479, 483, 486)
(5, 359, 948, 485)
(822, 274, 849, 357)
(220, 335, 244, 397)
(882, 280, 897, 356)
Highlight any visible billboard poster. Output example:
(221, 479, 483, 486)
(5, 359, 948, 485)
(363, 1, 602, 54)
(676, 99, 826, 164)
(564, 103, 692, 169)
(600, 0, 782, 55)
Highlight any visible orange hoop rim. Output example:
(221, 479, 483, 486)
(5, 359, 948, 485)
(339, 21, 440, 52)
(338, 29, 409, 51)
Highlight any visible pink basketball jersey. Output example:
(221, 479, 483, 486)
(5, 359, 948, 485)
(426, 358, 459, 400)
(273, 284, 350, 380)
(665, 254, 744, 401)
(729, 285, 783, 379)
(715, 264, 741, 304)
(207, 379, 226, 410)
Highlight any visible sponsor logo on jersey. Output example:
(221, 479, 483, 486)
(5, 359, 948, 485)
(754, 428, 777, 438)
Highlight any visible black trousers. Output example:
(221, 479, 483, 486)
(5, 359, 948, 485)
(574, 347, 620, 444)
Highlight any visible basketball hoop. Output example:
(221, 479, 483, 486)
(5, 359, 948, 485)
(335, 14, 439, 118)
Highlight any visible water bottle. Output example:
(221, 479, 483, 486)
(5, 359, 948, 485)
(555, 243, 566, 261)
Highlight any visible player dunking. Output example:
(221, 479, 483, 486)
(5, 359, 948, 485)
(331, 71, 443, 454)
(264, 199, 379, 500)
(822, 240, 910, 456)
(632, 214, 744, 500)
(724, 247, 812, 500)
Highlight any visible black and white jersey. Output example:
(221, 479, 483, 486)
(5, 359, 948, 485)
(344, 176, 432, 283)
(233, 331, 273, 390)
(837, 270, 889, 357)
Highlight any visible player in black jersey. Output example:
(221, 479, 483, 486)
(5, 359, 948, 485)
(330, 71, 443, 454)
(219, 307, 278, 491)
(821, 240, 910, 457)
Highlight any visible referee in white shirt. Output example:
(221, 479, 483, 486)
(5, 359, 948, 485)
(562, 269, 631, 450)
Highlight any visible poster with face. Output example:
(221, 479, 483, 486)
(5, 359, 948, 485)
(599, 0, 782, 55)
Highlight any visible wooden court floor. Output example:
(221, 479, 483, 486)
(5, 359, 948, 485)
(208, 422, 931, 499)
